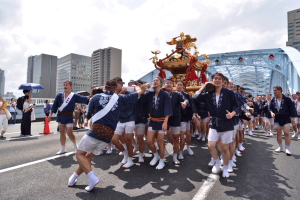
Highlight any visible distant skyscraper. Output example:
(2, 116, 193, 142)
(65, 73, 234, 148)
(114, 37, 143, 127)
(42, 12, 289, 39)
(286, 8, 300, 51)
(57, 53, 92, 94)
(0, 69, 4, 96)
(27, 56, 36, 83)
(3, 92, 15, 98)
(91, 47, 122, 86)
(31, 54, 57, 98)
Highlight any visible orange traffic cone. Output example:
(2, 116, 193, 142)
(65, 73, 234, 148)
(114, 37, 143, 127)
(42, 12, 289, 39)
(40, 116, 54, 135)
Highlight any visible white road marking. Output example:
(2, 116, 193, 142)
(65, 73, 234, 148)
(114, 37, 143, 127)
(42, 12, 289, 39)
(0, 133, 59, 142)
(0, 152, 75, 174)
(192, 174, 219, 200)
(3, 132, 24, 135)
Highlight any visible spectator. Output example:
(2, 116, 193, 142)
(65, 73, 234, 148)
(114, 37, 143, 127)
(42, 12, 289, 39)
(73, 104, 80, 130)
(9, 98, 17, 125)
(44, 100, 52, 117)
(21, 95, 36, 136)
(0, 96, 8, 140)
(20, 90, 31, 135)
(78, 104, 86, 129)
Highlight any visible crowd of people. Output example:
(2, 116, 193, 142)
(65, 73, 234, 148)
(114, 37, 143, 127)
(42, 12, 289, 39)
(0, 73, 299, 192)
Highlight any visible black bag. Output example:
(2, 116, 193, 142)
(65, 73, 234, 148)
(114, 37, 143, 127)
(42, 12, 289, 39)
(16, 96, 24, 110)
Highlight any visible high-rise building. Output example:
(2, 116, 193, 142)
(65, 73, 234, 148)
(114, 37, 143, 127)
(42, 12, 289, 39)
(91, 47, 122, 86)
(31, 54, 57, 98)
(27, 56, 36, 83)
(3, 92, 15, 98)
(56, 53, 92, 94)
(286, 8, 300, 51)
(0, 69, 4, 96)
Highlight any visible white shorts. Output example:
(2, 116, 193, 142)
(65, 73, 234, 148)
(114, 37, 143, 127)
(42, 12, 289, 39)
(135, 123, 146, 135)
(148, 126, 165, 134)
(251, 116, 257, 121)
(232, 125, 238, 138)
(115, 121, 135, 135)
(180, 121, 191, 132)
(239, 121, 244, 130)
(295, 117, 300, 124)
(78, 135, 108, 155)
(208, 128, 233, 144)
(274, 123, 291, 129)
(200, 117, 210, 123)
(169, 126, 181, 134)
(264, 118, 274, 125)
(58, 122, 73, 127)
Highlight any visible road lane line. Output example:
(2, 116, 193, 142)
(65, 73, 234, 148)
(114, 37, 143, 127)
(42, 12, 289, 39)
(0, 152, 75, 174)
(192, 174, 219, 200)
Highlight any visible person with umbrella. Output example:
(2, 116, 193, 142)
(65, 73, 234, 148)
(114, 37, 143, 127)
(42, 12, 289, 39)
(49, 80, 90, 155)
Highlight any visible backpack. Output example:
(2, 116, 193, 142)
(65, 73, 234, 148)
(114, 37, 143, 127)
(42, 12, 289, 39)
(16, 96, 24, 110)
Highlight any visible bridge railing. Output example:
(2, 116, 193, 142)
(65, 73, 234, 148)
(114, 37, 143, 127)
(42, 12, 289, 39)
(3, 97, 55, 104)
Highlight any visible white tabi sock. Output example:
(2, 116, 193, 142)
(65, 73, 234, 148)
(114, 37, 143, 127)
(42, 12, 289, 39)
(68, 172, 79, 186)
(85, 171, 100, 192)
(286, 145, 290, 150)
(73, 143, 78, 150)
(154, 142, 159, 150)
(62, 145, 66, 151)
(123, 144, 128, 151)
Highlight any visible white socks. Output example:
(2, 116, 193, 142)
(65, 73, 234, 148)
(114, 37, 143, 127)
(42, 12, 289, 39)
(85, 171, 100, 192)
(178, 151, 184, 160)
(122, 157, 134, 168)
(121, 150, 129, 164)
(212, 158, 221, 173)
(139, 153, 144, 163)
(154, 142, 159, 150)
(150, 152, 160, 166)
(173, 153, 180, 165)
(73, 143, 78, 151)
(68, 172, 79, 187)
(156, 159, 165, 169)
(223, 165, 230, 178)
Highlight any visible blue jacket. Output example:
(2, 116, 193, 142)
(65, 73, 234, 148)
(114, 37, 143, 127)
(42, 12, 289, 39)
(86, 90, 138, 143)
(51, 92, 89, 124)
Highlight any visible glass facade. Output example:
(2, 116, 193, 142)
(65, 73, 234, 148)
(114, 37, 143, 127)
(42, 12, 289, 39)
(57, 53, 92, 93)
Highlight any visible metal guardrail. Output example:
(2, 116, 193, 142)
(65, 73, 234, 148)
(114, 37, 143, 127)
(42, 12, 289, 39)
(3, 98, 55, 104)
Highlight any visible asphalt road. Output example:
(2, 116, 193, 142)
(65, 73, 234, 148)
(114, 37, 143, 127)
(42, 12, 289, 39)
(1, 122, 300, 200)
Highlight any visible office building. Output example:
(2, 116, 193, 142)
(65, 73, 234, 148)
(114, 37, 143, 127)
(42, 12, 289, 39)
(91, 47, 122, 86)
(27, 56, 36, 83)
(0, 69, 4, 96)
(31, 54, 57, 98)
(3, 92, 15, 98)
(57, 53, 92, 93)
(286, 8, 300, 51)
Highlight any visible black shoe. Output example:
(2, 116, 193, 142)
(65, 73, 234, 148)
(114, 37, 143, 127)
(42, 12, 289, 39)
(73, 127, 79, 130)
(0, 136, 6, 140)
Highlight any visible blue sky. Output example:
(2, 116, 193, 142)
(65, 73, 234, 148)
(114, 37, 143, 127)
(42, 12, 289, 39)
(0, 0, 299, 97)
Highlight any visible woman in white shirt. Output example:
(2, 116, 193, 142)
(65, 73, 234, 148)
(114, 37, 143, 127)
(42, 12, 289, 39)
(9, 98, 17, 124)
(0, 96, 8, 140)
(20, 96, 36, 136)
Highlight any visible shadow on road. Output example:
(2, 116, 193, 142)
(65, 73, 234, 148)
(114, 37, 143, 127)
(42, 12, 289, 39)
(75, 186, 163, 200)
(47, 154, 77, 169)
(220, 136, 293, 199)
(84, 138, 212, 199)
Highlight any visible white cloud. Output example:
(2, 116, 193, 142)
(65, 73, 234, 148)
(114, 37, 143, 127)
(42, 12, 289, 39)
(0, 0, 298, 98)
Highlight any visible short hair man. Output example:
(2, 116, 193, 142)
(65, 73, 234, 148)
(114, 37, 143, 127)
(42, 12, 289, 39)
(269, 86, 297, 155)
(49, 81, 90, 155)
